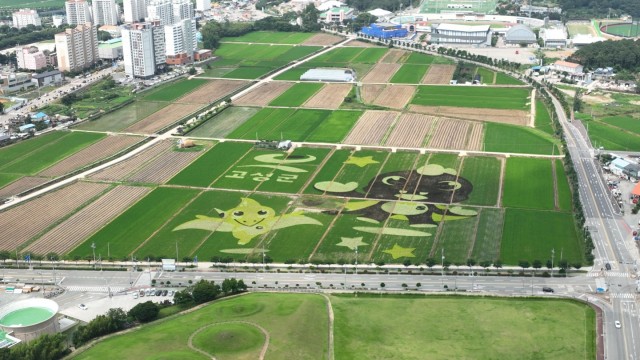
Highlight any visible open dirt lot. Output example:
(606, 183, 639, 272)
(126, 103, 201, 134)
(385, 113, 435, 148)
(427, 118, 481, 150)
(372, 85, 416, 109)
(466, 122, 484, 151)
(0, 182, 109, 251)
(361, 84, 386, 104)
(234, 82, 293, 106)
(380, 49, 408, 63)
(422, 64, 456, 84)
(127, 150, 201, 184)
(0, 177, 49, 198)
(345, 40, 381, 47)
(344, 110, 398, 145)
(302, 33, 343, 46)
(38, 135, 141, 177)
(362, 63, 401, 83)
(178, 80, 249, 104)
(303, 83, 352, 109)
(89, 141, 173, 182)
(408, 105, 529, 126)
(25, 185, 151, 255)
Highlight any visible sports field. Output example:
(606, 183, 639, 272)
(420, 0, 498, 14)
(72, 293, 595, 360)
(0, 0, 64, 8)
(222, 31, 314, 44)
(601, 22, 640, 37)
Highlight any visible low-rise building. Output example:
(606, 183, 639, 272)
(31, 70, 64, 87)
(98, 38, 124, 59)
(361, 22, 408, 39)
(504, 24, 537, 45)
(553, 60, 583, 75)
(16, 46, 48, 71)
(319, 6, 354, 24)
(193, 49, 212, 62)
(0, 72, 33, 94)
(12, 9, 41, 29)
(540, 27, 567, 48)
(430, 23, 491, 46)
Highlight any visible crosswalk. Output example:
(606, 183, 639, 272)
(609, 293, 635, 299)
(64, 286, 127, 293)
(587, 271, 630, 278)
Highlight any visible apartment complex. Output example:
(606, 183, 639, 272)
(92, 0, 119, 25)
(172, 0, 194, 22)
(123, 0, 148, 23)
(12, 9, 42, 29)
(164, 18, 197, 64)
(195, 0, 211, 12)
(122, 21, 166, 78)
(65, 0, 92, 25)
(55, 23, 99, 72)
(147, 0, 173, 25)
(16, 47, 47, 71)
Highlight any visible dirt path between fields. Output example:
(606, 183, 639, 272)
(551, 159, 560, 210)
(530, 88, 536, 127)
(497, 157, 506, 207)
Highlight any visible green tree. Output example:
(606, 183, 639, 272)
(300, 4, 320, 31)
(188, 67, 196, 75)
(128, 301, 159, 323)
(97, 30, 112, 41)
(173, 289, 193, 305)
(425, 258, 436, 269)
(192, 280, 220, 304)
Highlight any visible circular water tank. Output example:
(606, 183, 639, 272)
(0, 298, 59, 342)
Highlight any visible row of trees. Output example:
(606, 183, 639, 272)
(0, 24, 72, 52)
(72, 308, 130, 347)
(0, 333, 69, 360)
(174, 278, 247, 306)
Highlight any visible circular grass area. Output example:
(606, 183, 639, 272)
(214, 302, 265, 318)
(192, 323, 264, 359)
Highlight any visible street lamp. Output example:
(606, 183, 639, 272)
(551, 248, 555, 277)
(91, 242, 96, 268)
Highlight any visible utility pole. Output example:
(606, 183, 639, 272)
(355, 245, 358, 276)
(551, 248, 555, 277)
(91, 242, 96, 269)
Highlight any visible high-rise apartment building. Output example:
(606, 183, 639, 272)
(65, 0, 92, 25)
(121, 21, 165, 78)
(92, 0, 119, 25)
(123, 0, 148, 23)
(55, 23, 99, 72)
(195, 0, 211, 12)
(164, 18, 196, 65)
(12, 9, 42, 29)
(146, 0, 173, 25)
(171, 0, 193, 22)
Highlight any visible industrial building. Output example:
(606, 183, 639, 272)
(31, 70, 64, 87)
(430, 23, 492, 45)
(0, 299, 59, 343)
(98, 38, 124, 60)
(504, 24, 537, 45)
(0, 72, 33, 94)
(360, 22, 408, 39)
(540, 27, 567, 48)
(300, 68, 355, 82)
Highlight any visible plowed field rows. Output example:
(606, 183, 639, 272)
(428, 119, 470, 150)
(408, 105, 528, 125)
(302, 83, 352, 109)
(0, 177, 49, 198)
(234, 82, 293, 106)
(362, 63, 401, 83)
(302, 33, 343, 45)
(345, 40, 380, 47)
(125, 103, 201, 134)
(344, 110, 398, 145)
(361, 84, 385, 103)
(466, 122, 484, 151)
(127, 150, 201, 184)
(385, 113, 435, 148)
(25, 185, 150, 255)
(372, 85, 415, 109)
(178, 80, 249, 104)
(0, 182, 109, 251)
(422, 64, 456, 84)
(380, 49, 407, 63)
(38, 135, 141, 177)
(89, 141, 173, 181)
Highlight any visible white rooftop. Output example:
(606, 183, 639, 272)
(368, 8, 392, 17)
(542, 28, 567, 40)
(436, 23, 491, 32)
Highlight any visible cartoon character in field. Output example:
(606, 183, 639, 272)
(312, 163, 476, 228)
(174, 198, 321, 245)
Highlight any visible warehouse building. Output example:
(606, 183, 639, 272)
(540, 27, 567, 48)
(300, 68, 354, 82)
(430, 23, 491, 45)
(504, 24, 537, 45)
(360, 22, 408, 39)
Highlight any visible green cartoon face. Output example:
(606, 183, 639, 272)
(225, 199, 276, 228)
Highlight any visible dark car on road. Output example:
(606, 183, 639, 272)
(155, 290, 162, 296)
(162, 290, 168, 296)
(542, 287, 554, 293)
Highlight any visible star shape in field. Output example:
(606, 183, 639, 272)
(336, 237, 368, 250)
(382, 244, 415, 259)
(344, 156, 379, 168)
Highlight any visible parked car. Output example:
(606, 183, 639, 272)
(615, 321, 622, 329)
(605, 263, 612, 271)
(133, 292, 138, 299)
(155, 290, 162, 296)
(78, 304, 88, 310)
(162, 290, 168, 296)
(139, 290, 145, 297)
(542, 287, 554, 293)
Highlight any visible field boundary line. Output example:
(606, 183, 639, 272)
(421, 117, 439, 147)
(299, 148, 336, 194)
(121, 141, 173, 182)
(207, 144, 255, 187)
(378, 111, 401, 145)
(299, 83, 329, 108)
(320, 294, 335, 360)
(307, 201, 348, 261)
(363, 152, 393, 198)
(428, 155, 464, 259)
(496, 157, 506, 207)
(187, 320, 270, 360)
(529, 88, 536, 127)
(551, 159, 560, 211)
(129, 190, 204, 256)
(466, 207, 483, 259)
(318, 149, 354, 197)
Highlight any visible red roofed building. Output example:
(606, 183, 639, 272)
(553, 60, 584, 75)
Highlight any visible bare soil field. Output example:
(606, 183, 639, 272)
(25, 185, 150, 255)
(385, 113, 436, 148)
(302, 33, 343, 46)
(422, 64, 456, 84)
(372, 85, 416, 109)
(465, 122, 484, 151)
(302, 83, 352, 109)
(427, 118, 471, 150)
(38, 135, 142, 177)
(408, 105, 529, 126)
(234, 82, 293, 106)
(380, 49, 408, 63)
(344, 110, 398, 145)
(126, 103, 201, 134)
(178, 80, 249, 104)
(362, 63, 401, 83)
(0, 182, 109, 251)
(0, 177, 49, 198)
(89, 141, 173, 181)
(345, 40, 381, 47)
(361, 84, 386, 104)
(127, 150, 201, 184)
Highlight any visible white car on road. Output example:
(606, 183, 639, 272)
(78, 304, 88, 310)
(615, 321, 621, 329)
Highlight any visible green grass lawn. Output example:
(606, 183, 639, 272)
(213, 43, 320, 63)
(412, 85, 530, 110)
(601, 115, 640, 135)
(555, 159, 573, 212)
(484, 122, 559, 155)
(501, 208, 583, 264)
(495, 72, 524, 85)
(139, 78, 208, 102)
(535, 100, 555, 135)
(269, 83, 323, 107)
(71, 293, 329, 360)
(390, 64, 429, 84)
(313, 47, 365, 63)
(476, 67, 495, 84)
(0, 173, 21, 189)
(502, 158, 555, 210)
(405, 52, 438, 64)
(350, 48, 389, 63)
(460, 156, 501, 206)
(189, 107, 260, 138)
(333, 294, 594, 360)
(222, 66, 274, 79)
(222, 31, 314, 44)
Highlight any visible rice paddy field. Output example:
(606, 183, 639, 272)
(411, 86, 530, 110)
(71, 293, 595, 360)
(578, 92, 640, 151)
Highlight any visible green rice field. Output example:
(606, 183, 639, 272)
(390, 64, 429, 84)
(484, 122, 559, 155)
(139, 78, 208, 102)
(222, 31, 314, 44)
(502, 157, 555, 210)
(269, 83, 323, 107)
(411, 85, 530, 110)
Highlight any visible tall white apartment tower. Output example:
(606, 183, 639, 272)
(92, 0, 119, 25)
(146, 0, 173, 25)
(172, 0, 193, 22)
(55, 23, 99, 72)
(12, 9, 42, 29)
(195, 0, 211, 12)
(65, 0, 92, 25)
(164, 18, 196, 64)
(123, 0, 148, 23)
(122, 21, 165, 78)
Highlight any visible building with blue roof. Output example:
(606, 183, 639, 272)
(360, 22, 408, 39)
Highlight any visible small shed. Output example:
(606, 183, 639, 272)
(161, 259, 176, 271)
(18, 124, 35, 133)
